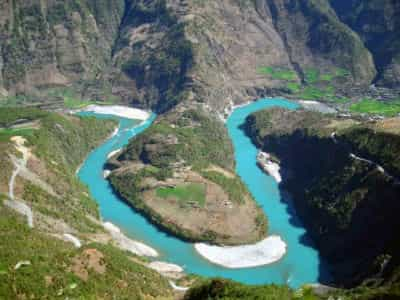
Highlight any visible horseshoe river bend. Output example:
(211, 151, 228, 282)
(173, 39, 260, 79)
(77, 98, 330, 288)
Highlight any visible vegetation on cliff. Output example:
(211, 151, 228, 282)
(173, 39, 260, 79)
(121, 1, 194, 113)
(244, 108, 400, 288)
(0, 107, 177, 299)
(108, 108, 267, 245)
(0, 207, 172, 299)
(184, 279, 296, 300)
(0, 107, 117, 231)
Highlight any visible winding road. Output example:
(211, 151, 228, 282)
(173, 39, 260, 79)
(5, 136, 34, 228)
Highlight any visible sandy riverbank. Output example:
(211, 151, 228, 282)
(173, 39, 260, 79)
(107, 148, 122, 159)
(298, 100, 336, 114)
(83, 105, 150, 120)
(194, 236, 286, 268)
(103, 222, 158, 257)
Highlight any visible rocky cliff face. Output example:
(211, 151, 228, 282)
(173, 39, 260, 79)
(0, 0, 397, 111)
(0, 0, 125, 98)
(244, 108, 400, 286)
(330, 0, 400, 88)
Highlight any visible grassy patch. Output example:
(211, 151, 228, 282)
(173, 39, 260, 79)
(350, 99, 400, 116)
(0, 107, 47, 128)
(0, 107, 117, 231)
(121, 109, 235, 171)
(47, 88, 115, 109)
(299, 86, 330, 100)
(200, 171, 248, 204)
(305, 68, 320, 83)
(257, 66, 297, 81)
(297, 86, 349, 103)
(63, 97, 93, 109)
(0, 207, 172, 299)
(0, 128, 36, 142)
(336, 68, 350, 77)
(287, 82, 301, 93)
(184, 278, 295, 300)
(0, 95, 31, 107)
(320, 73, 335, 81)
(156, 183, 206, 207)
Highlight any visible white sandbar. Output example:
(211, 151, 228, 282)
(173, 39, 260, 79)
(84, 105, 150, 120)
(103, 222, 158, 257)
(107, 148, 122, 159)
(194, 236, 286, 268)
(148, 261, 184, 273)
(298, 100, 336, 114)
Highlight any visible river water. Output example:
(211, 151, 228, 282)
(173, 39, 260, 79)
(78, 98, 329, 288)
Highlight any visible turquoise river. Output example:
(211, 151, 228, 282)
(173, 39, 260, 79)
(78, 98, 330, 288)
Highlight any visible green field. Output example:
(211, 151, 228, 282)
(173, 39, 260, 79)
(156, 183, 206, 207)
(305, 68, 320, 83)
(0, 128, 36, 142)
(287, 82, 301, 93)
(257, 66, 297, 81)
(258, 66, 351, 103)
(47, 87, 116, 109)
(350, 99, 400, 116)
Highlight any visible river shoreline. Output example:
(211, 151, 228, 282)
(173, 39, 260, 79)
(82, 105, 151, 120)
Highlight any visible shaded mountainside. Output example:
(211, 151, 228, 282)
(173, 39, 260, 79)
(1, 0, 399, 111)
(330, 0, 400, 88)
(244, 108, 400, 289)
(107, 106, 267, 245)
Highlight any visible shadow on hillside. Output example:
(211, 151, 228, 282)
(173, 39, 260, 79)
(277, 182, 333, 285)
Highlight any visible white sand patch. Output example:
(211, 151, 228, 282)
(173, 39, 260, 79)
(257, 151, 282, 183)
(103, 222, 158, 257)
(169, 281, 190, 292)
(194, 236, 286, 268)
(298, 100, 336, 114)
(299, 100, 319, 105)
(84, 105, 150, 120)
(110, 127, 118, 138)
(148, 261, 183, 273)
(63, 233, 82, 248)
(107, 148, 122, 159)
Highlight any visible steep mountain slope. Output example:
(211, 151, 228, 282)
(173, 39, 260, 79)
(2, 0, 397, 112)
(330, 0, 400, 88)
(0, 0, 125, 101)
(244, 108, 400, 287)
(0, 108, 176, 298)
(261, 0, 376, 85)
(115, 0, 377, 112)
